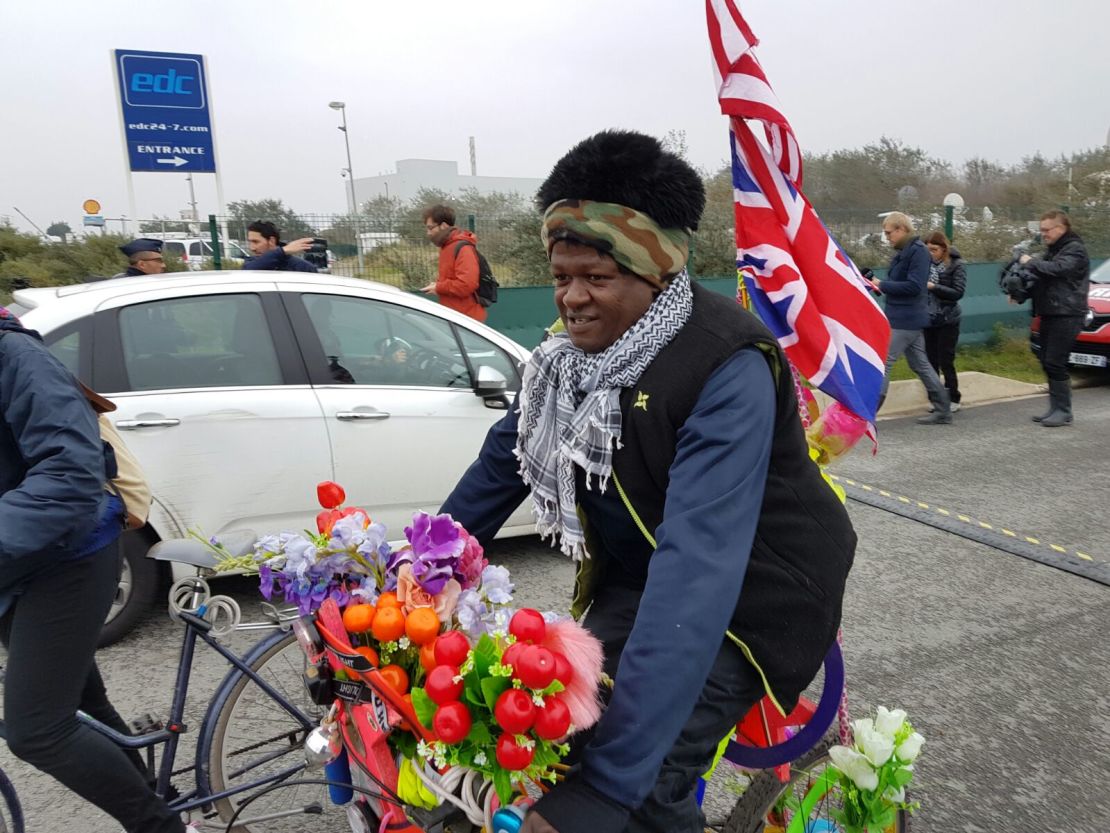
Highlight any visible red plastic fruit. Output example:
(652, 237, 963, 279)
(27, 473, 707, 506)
(317, 481, 346, 510)
(501, 642, 527, 672)
(495, 732, 535, 771)
(433, 630, 470, 668)
(508, 609, 546, 645)
(552, 651, 574, 685)
(515, 645, 557, 690)
(493, 688, 536, 734)
(315, 509, 341, 534)
(533, 695, 572, 740)
(425, 665, 464, 706)
(433, 701, 472, 744)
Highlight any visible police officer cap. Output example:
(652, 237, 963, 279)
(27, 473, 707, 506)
(119, 238, 164, 257)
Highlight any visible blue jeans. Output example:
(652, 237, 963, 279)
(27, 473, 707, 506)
(881, 328, 951, 412)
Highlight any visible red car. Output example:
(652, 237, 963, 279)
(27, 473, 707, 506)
(1031, 258, 1110, 369)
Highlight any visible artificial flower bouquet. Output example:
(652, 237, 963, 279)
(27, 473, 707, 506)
(215, 481, 604, 808)
(819, 706, 924, 833)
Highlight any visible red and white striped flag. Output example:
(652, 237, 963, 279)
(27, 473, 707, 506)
(705, 0, 891, 422)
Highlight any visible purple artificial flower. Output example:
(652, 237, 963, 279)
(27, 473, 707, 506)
(258, 561, 275, 601)
(454, 589, 489, 639)
(479, 564, 514, 605)
(403, 512, 465, 595)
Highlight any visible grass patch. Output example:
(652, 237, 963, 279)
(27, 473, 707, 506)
(888, 328, 1044, 384)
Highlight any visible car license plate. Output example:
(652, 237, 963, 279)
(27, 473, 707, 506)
(1069, 352, 1108, 367)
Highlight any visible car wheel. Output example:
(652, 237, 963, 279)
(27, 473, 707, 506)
(98, 529, 161, 647)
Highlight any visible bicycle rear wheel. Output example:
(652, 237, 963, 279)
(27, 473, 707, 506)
(720, 736, 909, 833)
(203, 630, 356, 833)
(0, 767, 25, 833)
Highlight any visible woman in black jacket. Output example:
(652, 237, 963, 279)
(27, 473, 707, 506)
(924, 232, 966, 410)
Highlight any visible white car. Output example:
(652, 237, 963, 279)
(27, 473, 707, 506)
(10, 272, 534, 643)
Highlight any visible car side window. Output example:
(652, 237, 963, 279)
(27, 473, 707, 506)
(44, 327, 82, 378)
(454, 327, 522, 393)
(188, 242, 204, 256)
(118, 293, 282, 391)
(163, 241, 186, 262)
(302, 293, 471, 388)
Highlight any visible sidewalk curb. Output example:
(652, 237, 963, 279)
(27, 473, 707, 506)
(813, 372, 1048, 419)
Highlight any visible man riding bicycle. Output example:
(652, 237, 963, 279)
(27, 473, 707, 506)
(439, 131, 856, 833)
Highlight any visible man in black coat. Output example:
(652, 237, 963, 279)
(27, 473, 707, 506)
(1020, 210, 1090, 426)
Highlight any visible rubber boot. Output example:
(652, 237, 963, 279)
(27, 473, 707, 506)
(1040, 379, 1073, 427)
(1031, 394, 1055, 423)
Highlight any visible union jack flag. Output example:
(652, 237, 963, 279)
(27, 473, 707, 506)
(706, 0, 891, 422)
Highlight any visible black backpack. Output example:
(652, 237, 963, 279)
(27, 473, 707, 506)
(453, 240, 499, 307)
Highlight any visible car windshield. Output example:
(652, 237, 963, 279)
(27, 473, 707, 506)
(1090, 259, 1110, 284)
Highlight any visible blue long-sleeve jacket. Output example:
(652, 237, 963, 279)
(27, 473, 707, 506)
(0, 322, 106, 606)
(242, 247, 318, 272)
(441, 348, 774, 830)
(878, 236, 931, 329)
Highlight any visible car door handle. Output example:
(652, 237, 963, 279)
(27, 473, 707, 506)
(115, 418, 181, 429)
(336, 410, 390, 421)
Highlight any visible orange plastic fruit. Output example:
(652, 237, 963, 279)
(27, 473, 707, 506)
(342, 603, 376, 634)
(378, 664, 409, 695)
(376, 591, 402, 609)
(405, 607, 441, 646)
(355, 645, 379, 671)
(370, 605, 405, 643)
(419, 641, 438, 672)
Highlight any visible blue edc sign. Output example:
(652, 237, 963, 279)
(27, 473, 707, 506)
(114, 49, 216, 173)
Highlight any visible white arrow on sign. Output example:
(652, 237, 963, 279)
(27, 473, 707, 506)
(156, 156, 188, 167)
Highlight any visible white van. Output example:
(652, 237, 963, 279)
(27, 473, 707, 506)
(155, 236, 251, 270)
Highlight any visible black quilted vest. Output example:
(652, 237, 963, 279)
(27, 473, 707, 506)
(574, 283, 856, 706)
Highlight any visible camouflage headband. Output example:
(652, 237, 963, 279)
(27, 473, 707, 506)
(541, 199, 691, 290)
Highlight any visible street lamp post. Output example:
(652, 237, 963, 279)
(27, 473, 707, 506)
(329, 101, 364, 273)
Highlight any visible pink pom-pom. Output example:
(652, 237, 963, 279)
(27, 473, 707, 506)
(540, 618, 604, 732)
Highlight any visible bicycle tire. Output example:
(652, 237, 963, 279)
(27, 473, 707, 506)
(719, 734, 909, 833)
(0, 766, 25, 833)
(202, 630, 349, 833)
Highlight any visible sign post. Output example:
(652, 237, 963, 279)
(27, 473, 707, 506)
(112, 49, 222, 235)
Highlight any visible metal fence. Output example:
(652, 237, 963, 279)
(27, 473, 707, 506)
(158, 200, 1110, 287)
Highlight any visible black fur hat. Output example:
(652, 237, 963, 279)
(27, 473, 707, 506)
(536, 130, 706, 231)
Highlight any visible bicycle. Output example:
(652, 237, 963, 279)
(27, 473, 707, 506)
(0, 534, 392, 832)
(703, 639, 910, 833)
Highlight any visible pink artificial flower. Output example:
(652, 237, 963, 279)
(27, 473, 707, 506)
(454, 529, 488, 589)
(396, 563, 461, 624)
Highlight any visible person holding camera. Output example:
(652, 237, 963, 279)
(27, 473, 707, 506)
(923, 232, 966, 411)
(1020, 210, 1090, 427)
(242, 221, 319, 272)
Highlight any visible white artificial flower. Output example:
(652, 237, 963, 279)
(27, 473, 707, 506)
(829, 745, 879, 791)
(883, 785, 906, 803)
(851, 717, 874, 738)
(875, 706, 907, 739)
(856, 724, 894, 767)
(896, 731, 925, 763)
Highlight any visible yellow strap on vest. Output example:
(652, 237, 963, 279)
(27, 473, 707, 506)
(610, 471, 784, 714)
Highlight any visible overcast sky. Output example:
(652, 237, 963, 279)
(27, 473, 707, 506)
(2, 0, 1107, 235)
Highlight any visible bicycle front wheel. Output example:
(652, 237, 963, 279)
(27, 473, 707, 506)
(720, 735, 909, 833)
(0, 767, 25, 833)
(203, 630, 355, 833)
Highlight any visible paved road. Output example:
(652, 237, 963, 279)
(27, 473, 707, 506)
(2, 387, 1108, 832)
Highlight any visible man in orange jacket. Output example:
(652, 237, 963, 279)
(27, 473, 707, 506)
(419, 204, 487, 322)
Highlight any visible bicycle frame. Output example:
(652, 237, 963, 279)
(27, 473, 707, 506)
(75, 609, 315, 815)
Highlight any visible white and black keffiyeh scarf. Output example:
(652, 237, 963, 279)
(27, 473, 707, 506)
(515, 271, 693, 559)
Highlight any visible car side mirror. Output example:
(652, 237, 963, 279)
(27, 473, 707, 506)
(473, 365, 509, 402)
